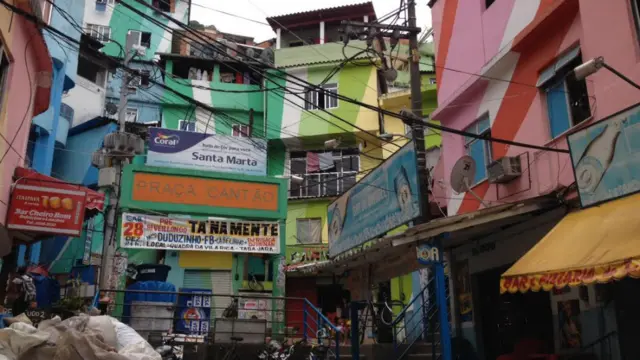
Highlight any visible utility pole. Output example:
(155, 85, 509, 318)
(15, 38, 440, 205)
(95, 31, 144, 291)
(342, 1, 430, 224)
(405, 0, 429, 225)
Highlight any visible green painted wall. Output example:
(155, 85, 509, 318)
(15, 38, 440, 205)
(286, 199, 332, 246)
(265, 63, 379, 141)
(103, 0, 189, 60)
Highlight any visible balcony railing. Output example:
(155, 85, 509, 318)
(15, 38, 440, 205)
(289, 171, 357, 199)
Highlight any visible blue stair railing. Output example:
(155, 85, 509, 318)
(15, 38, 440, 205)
(391, 269, 451, 360)
(302, 298, 342, 359)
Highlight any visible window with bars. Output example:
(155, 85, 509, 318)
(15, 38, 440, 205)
(232, 124, 250, 137)
(86, 24, 111, 43)
(288, 149, 359, 199)
(296, 218, 322, 244)
(304, 83, 338, 110)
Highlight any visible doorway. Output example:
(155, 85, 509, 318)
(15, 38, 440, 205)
(613, 277, 640, 360)
(475, 265, 554, 360)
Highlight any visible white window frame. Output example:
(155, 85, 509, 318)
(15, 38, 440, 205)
(295, 218, 322, 244)
(125, 107, 138, 122)
(289, 149, 359, 199)
(129, 30, 151, 49)
(86, 24, 111, 43)
(232, 124, 250, 137)
(0, 43, 9, 118)
(178, 119, 196, 132)
(304, 83, 339, 110)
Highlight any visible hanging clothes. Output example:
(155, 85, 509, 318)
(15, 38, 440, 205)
(318, 152, 335, 171)
(188, 67, 197, 80)
(306, 152, 320, 173)
(196, 69, 203, 81)
(202, 70, 208, 82)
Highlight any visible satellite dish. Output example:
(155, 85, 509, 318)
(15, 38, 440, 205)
(450, 156, 476, 193)
(105, 102, 118, 115)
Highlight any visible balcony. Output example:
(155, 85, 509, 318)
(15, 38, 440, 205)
(55, 102, 73, 146)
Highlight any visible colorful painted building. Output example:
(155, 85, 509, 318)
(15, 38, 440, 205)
(0, 0, 52, 263)
(430, 0, 640, 358)
(264, 3, 442, 334)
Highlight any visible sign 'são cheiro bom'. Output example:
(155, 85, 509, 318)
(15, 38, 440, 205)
(120, 213, 280, 254)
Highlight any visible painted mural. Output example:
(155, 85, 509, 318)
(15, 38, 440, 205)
(429, 0, 638, 216)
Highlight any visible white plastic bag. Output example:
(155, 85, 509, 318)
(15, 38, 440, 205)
(108, 317, 160, 360)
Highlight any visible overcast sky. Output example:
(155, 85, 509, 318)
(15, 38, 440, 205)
(190, 0, 432, 43)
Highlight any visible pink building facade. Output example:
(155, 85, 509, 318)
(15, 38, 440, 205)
(431, 0, 640, 216)
(429, 1, 640, 358)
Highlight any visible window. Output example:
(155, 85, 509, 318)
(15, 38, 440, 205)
(0, 43, 9, 117)
(289, 149, 359, 198)
(125, 107, 138, 122)
(296, 218, 322, 244)
(232, 124, 250, 137)
(538, 48, 591, 139)
(178, 120, 196, 132)
(429, 78, 436, 85)
(77, 52, 108, 87)
(464, 115, 492, 185)
(485, 0, 496, 9)
(151, 0, 171, 12)
(130, 31, 151, 49)
(632, 0, 640, 41)
(86, 24, 111, 43)
(95, 0, 115, 11)
(304, 83, 338, 110)
(127, 69, 150, 94)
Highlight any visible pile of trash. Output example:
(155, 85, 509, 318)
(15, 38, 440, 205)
(0, 313, 160, 360)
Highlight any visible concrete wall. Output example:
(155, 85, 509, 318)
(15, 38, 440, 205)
(65, 76, 107, 126)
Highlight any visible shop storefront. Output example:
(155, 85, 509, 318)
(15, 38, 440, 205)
(117, 162, 287, 334)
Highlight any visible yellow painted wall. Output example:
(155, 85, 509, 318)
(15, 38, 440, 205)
(179, 251, 233, 269)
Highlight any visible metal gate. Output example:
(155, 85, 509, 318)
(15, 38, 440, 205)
(183, 270, 232, 318)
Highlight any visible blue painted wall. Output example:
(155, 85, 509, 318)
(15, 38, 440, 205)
(105, 61, 164, 124)
(52, 119, 117, 185)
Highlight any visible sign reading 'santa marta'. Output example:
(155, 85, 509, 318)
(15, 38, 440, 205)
(120, 213, 280, 254)
(146, 128, 267, 176)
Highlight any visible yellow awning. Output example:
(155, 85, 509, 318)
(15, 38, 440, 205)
(500, 193, 640, 294)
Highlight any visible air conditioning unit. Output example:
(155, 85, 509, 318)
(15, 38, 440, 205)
(487, 156, 522, 184)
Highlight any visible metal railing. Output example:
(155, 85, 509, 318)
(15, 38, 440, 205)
(94, 288, 342, 359)
(391, 272, 451, 360)
(289, 171, 357, 199)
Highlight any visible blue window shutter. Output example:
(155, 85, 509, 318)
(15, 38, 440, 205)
(469, 140, 486, 184)
(546, 81, 571, 138)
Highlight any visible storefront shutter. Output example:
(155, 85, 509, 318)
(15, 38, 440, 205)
(211, 271, 232, 319)
(183, 270, 213, 289)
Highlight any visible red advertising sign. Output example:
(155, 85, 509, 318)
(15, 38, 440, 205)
(7, 183, 87, 236)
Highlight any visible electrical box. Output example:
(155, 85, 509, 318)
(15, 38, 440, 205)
(487, 156, 522, 184)
(98, 167, 118, 188)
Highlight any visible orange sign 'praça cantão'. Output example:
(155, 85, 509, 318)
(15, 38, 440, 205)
(131, 173, 279, 211)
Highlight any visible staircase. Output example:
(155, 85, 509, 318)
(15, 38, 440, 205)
(390, 267, 451, 360)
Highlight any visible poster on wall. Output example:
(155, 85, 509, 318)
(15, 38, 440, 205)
(567, 102, 640, 207)
(120, 213, 280, 254)
(146, 128, 267, 176)
(327, 141, 421, 257)
(176, 289, 212, 335)
(557, 299, 582, 349)
(454, 260, 473, 324)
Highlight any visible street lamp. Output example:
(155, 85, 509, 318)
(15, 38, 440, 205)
(574, 56, 640, 90)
